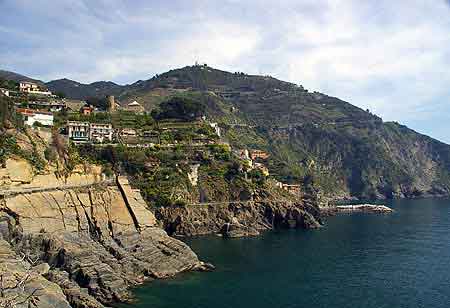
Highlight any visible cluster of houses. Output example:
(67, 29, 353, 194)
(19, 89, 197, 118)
(1, 81, 54, 98)
(13, 88, 147, 129)
(235, 148, 302, 195)
(236, 149, 271, 177)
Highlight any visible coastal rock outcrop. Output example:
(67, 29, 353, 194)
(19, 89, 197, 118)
(0, 159, 205, 307)
(155, 194, 322, 237)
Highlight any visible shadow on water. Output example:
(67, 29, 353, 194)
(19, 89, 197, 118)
(119, 198, 450, 308)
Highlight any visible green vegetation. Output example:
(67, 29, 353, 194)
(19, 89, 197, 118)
(153, 96, 206, 121)
(112, 111, 154, 129)
(0, 78, 18, 91)
(86, 96, 109, 109)
(0, 135, 22, 166)
(67, 112, 112, 124)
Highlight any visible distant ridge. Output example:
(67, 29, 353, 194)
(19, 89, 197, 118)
(46, 78, 124, 100)
(0, 69, 43, 84)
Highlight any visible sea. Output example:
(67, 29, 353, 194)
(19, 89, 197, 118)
(120, 198, 450, 308)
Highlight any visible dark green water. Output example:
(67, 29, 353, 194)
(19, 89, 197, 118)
(123, 198, 450, 308)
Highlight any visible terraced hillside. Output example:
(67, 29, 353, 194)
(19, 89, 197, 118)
(115, 66, 450, 200)
(9, 65, 450, 199)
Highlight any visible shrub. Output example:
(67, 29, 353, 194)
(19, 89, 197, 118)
(44, 147, 57, 162)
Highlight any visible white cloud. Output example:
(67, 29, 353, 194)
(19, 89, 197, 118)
(1, 0, 450, 142)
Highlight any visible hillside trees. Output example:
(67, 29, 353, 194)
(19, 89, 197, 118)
(153, 96, 206, 121)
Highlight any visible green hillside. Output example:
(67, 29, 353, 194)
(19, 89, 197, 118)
(116, 66, 450, 199)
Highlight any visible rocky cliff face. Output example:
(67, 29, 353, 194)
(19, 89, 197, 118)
(0, 159, 209, 307)
(155, 192, 323, 238)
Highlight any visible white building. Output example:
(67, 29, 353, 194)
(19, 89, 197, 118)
(209, 122, 221, 137)
(19, 81, 52, 96)
(67, 121, 90, 143)
(89, 123, 113, 143)
(67, 121, 113, 143)
(17, 108, 53, 126)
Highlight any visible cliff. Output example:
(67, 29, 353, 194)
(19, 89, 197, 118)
(155, 189, 322, 238)
(0, 159, 210, 307)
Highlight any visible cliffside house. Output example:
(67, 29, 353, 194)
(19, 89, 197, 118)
(124, 101, 145, 113)
(67, 121, 90, 143)
(89, 123, 113, 143)
(17, 108, 54, 126)
(250, 150, 270, 160)
(80, 105, 94, 115)
(0, 88, 10, 97)
(19, 81, 52, 96)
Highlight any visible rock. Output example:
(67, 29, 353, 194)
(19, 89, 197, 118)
(193, 261, 216, 271)
(4, 158, 33, 184)
(0, 170, 206, 307)
(0, 240, 72, 308)
(46, 269, 106, 308)
(156, 195, 323, 237)
(117, 176, 157, 229)
(220, 222, 260, 238)
(187, 164, 200, 186)
(33, 262, 50, 275)
(334, 204, 394, 213)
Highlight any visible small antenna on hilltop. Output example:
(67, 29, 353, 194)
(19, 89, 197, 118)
(194, 49, 199, 66)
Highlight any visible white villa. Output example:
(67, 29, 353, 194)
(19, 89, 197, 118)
(17, 108, 54, 126)
(67, 121, 113, 143)
(19, 81, 52, 96)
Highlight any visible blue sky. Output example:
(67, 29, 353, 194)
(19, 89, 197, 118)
(1, 0, 450, 143)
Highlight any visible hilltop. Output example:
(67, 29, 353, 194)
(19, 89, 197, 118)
(46, 78, 125, 100)
(0, 69, 43, 84)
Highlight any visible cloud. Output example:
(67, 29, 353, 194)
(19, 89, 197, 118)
(1, 0, 450, 142)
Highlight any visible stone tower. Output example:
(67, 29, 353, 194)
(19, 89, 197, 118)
(107, 95, 115, 112)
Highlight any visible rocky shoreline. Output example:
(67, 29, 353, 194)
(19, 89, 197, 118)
(155, 193, 323, 238)
(0, 159, 213, 308)
(0, 158, 394, 307)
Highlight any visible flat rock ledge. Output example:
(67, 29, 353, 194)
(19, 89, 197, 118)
(334, 204, 394, 213)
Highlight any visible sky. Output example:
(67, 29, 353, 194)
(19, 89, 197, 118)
(1, 0, 450, 143)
